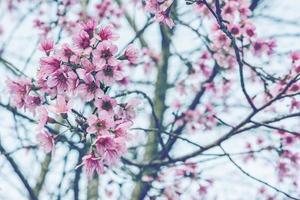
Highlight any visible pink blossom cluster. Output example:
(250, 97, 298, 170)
(166, 0, 282, 138)
(6, 20, 139, 178)
(242, 128, 300, 195)
(30, 0, 124, 38)
(139, 48, 160, 73)
(142, 162, 213, 199)
(264, 53, 300, 102)
(291, 51, 300, 76)
(174, 103, 217, 132)
(95, 0, 124, 28)
(206, 0, 276, 67)
(145, 0, 175, 28)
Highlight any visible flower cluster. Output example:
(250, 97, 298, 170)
(95, 0, 124, 28)
(6, 20, 139, 177)
(145, 0, 175, 28)
(143, 162, 213, 199)
(166, 0, 280, 137)
(205, 0, 276, 67)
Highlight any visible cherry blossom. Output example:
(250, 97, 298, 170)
(93, 41, 118, 68)
(95, 95, 117, 113)
(3, 1, 300, 199)
(82, 153, 104, 178)
(86, 112, 114, 135)
(77, 72, 104, 101)
(36, 131, 55, 154)
(95, 64, 123, 86)
(39, 38, 54, 55)
(98, 25, 119, 41)
(124, 44, 139, 64)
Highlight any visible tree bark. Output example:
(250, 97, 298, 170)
(0, 142, 38, 200)
(87, 174, 99, 200)
(33, 121, 62, 197)
(131, 25, 173, 200)
(33, 154, 52, 197)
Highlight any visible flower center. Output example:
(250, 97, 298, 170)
(64, 48, 73, 58)
(254, 42, 262, 50)
(101, 49, 112, 59)
(33, 96, 42, 105)
(80, 38, 90, 49)
(102, 101, 112, 111)
(103, 66, 114, 77)
(96, 120, 106, 130)
(57, 73, 67, 83)
(88, 81, 97, 92)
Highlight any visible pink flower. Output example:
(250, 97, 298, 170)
(79, 20, 96, 39)
(222, 1, 238, 19)
(228, 24, 241, 37)
(87, 112, 114, 135)
(104, 142, 124, 165)
(95, 135, 116, 155)
(118, 77, 129, 86)
(82, 153, 104, 178)
(98, 25, 119, 41)
(57, 43, 77, 63)
(37, 106, 49, 129)
(145, 0, 160, 13)
(199, 62, 211, 78)
(39, 56, 61, 77)
(239, 3, 251, 19)
(6, 78, 31, 96)
(171, 99, 181, 110)
(265, 39, 276, 55)
(50, 95, 71, 114)
(252, 39, 276, 56)
(37, 131, 55, 154)
(251, 39, 266, 55)
(95, 135, 125, 165)
(39, 38, 54, 55)
(62, 0, 75, 6)
(124, 44, 138, 64)
(76, 72, 104, 101)
(73, 30, 91, 53)
(119, 98, 140, 120)
(24, 95, 42, 113)
(291, 51, 300, 63)
(155, 12, 175, 28)
(243, 22, 256, 38)
(80, 58, 96, 73)
(46, 65, 77, 93)
(114, 121, 133, 138)
(6, 78, 32, 108)
(93, 41, 118, 68)
(213, 30, 230, 49)
(145, 0, 175, 28)
(96, 64, 123, 86)
(95, 95, 117, 113)
(95, 0, 124, 24)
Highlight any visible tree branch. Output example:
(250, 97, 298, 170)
(0, 142, 38, 200)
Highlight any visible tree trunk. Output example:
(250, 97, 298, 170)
(87, 174, 99, 200)
(131, 25, 173, 200)
(34, 122, 62, 197)
(33, 154, 52, 196)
